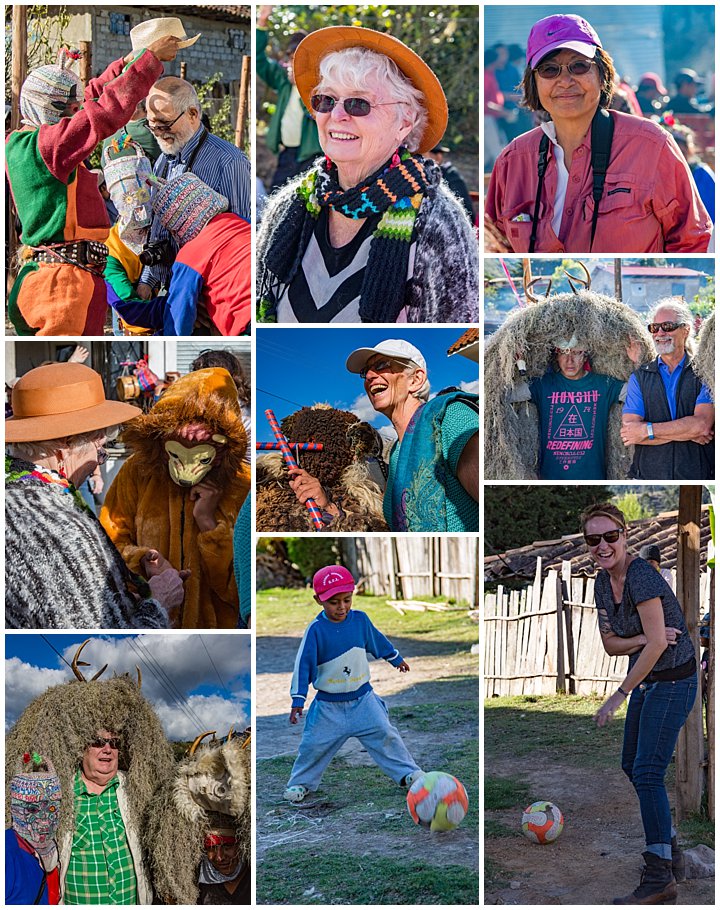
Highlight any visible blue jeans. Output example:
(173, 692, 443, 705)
(621, 675, 698, 859)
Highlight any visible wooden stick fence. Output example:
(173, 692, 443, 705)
(483, 558, 714, 698)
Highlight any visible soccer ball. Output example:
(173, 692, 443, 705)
(521, 800, 564, 844)
(406, 771, 468, 831)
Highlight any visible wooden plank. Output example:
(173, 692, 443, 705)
(707, 567, 715, 821)
(676, 487, 703, 820)
(506, 590, 519, 696)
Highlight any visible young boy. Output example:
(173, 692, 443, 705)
(284, 565, 423, 802)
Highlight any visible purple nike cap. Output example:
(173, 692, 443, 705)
(527, 14, 602, 70)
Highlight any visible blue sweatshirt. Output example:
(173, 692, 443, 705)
(290, 610, 404, 708)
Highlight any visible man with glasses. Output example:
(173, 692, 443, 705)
(524, 333, 642, 480)
(137, 77, 251, 300)
(62, 731, 150, 904)
(622, 298, 714, 479)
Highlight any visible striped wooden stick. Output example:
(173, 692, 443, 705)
(264, 409, 325, 531)
(256, 442, 324, 451)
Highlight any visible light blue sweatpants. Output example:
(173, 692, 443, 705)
(287, 690, 420, 791)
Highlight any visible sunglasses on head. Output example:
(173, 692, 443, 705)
(89, 736, 121, 750)
(647, 321, 686, 334)
(310, 94, 398, 117)
(584, 528, 625, 546)
(534, 59, 597, 79)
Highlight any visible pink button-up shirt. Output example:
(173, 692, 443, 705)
(485, 110, 712, 253)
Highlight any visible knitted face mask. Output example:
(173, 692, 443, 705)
(20, 64, 82, 127)
(165, 440, 220, 486)
(103, 137, 153, 253)
(10, 760, 62, 854)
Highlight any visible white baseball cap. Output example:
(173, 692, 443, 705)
(346, 339, 427, 374)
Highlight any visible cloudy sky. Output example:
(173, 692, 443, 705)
(255, 327, 479, 434)
(5, 634, 251, 741)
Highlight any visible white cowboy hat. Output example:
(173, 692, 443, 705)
(130, 17, 201, 52)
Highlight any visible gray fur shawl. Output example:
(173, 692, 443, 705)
(5, 459, 168, 629)
(256, 163, 479, 323)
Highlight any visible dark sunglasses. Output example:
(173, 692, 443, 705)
(310, 94, 398, 117)
(89, 737, 121, 750)
(647, 321, 686, 334)
(360, 357, 408, 380)
(584, 529, 625, 546)
(535, 59, 597, 79)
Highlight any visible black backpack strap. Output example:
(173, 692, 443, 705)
(589, 107, 615, 251)
(529, 132, 551, 253)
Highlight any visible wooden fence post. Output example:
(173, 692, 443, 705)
(80, 40, 92, 87)
(235, 54, 251, 148)
(676, 486, 704, 820)
(555, 574, 566, 693)
(708, 565, 715, 820)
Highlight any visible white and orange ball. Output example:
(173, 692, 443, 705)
(406, 771, 469, 831)
(521, 800, 564, 844)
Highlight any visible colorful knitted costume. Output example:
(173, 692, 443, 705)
(257, 155, 479, 324)
(6, 50, 163, 336)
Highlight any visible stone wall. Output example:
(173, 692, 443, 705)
(57, 6, 249, 85)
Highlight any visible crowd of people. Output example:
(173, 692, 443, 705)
(6, 645, 251, 905)
(484, 13, 714, 253)
(5, 351, 251, 630)
(6, 16, 252, 337)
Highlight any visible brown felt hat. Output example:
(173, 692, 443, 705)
(293, 26, 448, 154)
(6, 363, 141, 443)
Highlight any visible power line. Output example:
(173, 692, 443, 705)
(255, 386, 305, 409)
(127, 638, 207, 732)
(199, 636, 232, 699)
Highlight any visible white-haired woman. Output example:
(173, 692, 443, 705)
(5, 363, 185, 629)
(288, 340, 479, 531)
(621, 297, 714, 480)
(256, 26, 478, 324)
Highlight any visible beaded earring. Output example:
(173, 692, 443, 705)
(390, 148, 401, 168)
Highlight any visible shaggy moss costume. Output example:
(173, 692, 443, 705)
(6, 674, 173, 904)
(484, 290, 654, 480)
(694, 310, 715, 401)
(100, 369, 250, 629)
(256, 404, 387, 532)
(144, 733, 251, 905)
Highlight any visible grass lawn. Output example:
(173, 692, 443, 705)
(257, 589, 478, 646)
(258, 701, 479, 904)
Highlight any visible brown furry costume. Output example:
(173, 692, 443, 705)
(694, 310, 715, 401)
(257, 404, 387, 531)
(484, 289, 654, 479)
(5, 667, 173, 899)
(100, 369, 250, 629)
(144, 731, 251, 905)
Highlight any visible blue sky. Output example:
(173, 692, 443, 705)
(255, 327, 479, 434)
(5, 634, 251, 741)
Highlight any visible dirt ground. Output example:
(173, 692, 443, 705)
(485, 756, 715, 905)
(256, 631, 479, 881)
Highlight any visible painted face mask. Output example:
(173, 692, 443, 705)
(165, 435, 227, 486)
(102, 135, 153, 253)
(10, 753, 62, 854)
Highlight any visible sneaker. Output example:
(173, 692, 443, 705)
(402, 769, 425, 789)
(283, 785, 308, 803)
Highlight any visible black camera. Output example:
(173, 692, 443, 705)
(139, 240, 175, 267)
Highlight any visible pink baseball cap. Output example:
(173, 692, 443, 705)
(527, 14, 602, 70)
(313, 565, 356, 602)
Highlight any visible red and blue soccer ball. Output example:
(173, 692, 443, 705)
(406, 771, 469, 832)
(521, 800, 564, 844)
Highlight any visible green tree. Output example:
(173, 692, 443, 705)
(691, 276, 715, 319)
(259, 5, 478, 151)
(485, 485, 612, 553)
(613, 492, 651, 521)
(5, 5, 71, 104)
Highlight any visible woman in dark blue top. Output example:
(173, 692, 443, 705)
(582, 502, 697, 905)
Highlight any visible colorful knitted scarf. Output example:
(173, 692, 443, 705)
(260, 149, 432, 323)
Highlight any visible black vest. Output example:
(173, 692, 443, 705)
(629, 358, 714, 480)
